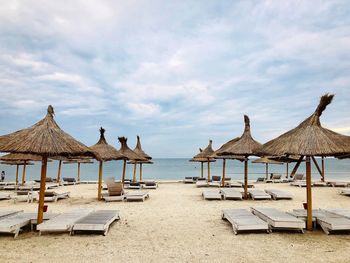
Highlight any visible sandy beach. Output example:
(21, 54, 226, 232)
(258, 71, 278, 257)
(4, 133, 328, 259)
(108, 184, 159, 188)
(0, 182, 349, 263)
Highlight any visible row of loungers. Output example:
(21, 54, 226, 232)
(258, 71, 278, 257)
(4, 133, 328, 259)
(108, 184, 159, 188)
(1, 191, 70, 203)
(0, 209, 120, 238)
(223, 207, 350, 235)
(291, 180, 350, 187)
(196, 180, 254, 188)
(0, 182, 60, 191)
(124, 181, 158, 190)
(202, 189, 293, 201)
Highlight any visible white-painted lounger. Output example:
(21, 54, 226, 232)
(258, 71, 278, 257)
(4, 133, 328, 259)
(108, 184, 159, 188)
(248, 189, 271, 200)
(103, 194, 126, 202)
(339, 189, 350, 196)
(323, 209, 350, 220)
(328, 181, 349, 187)
(37, 208, 94, 235)
(142, 181, 158, 189)
(196, 180, 208, 187)
(0, 193, 11, 200)
(222, 209, 269, 235)
(0, 212, 33, 238)
(220, 189, 242, 200)
(184, 177, 196, 183)
(125, 191, 149, 202)
(230, 181, 243, 188)
(290, 180, 309, 187)
(251, 207, 305, 233)
(265, 189, 293, 200)
(202, 190, 222, 200)
(0, 210, 23, 220)
(72, 210, 120, 236)
(316, 213, 350, 235)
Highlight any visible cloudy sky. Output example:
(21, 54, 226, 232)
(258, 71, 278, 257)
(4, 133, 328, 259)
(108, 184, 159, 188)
(0, 1, 349, 157)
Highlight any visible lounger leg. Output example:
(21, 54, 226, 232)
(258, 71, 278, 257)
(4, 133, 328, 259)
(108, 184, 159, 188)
(319, 223, 330, 235)
(14, 229, 19, 238)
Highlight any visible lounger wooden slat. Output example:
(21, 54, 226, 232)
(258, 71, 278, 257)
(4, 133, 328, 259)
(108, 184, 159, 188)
(323, 209, 350, 219)
(202, 190, 222, 200)
(316, 216, 350, 235)
(0, 210, 23, 219)
(251, 207, 305, 233)
(249, 189, 271, 200)
(72, 210, 120, 235)
(125, 191, 149, 202)
(37, 208, 94, 235)
(220, 189, 242, 200)
(222, 209, 269, 235)
(265, 189, 293, 200)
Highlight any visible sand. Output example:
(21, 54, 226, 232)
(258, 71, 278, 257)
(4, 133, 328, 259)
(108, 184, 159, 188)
(0, 181, 350, 263)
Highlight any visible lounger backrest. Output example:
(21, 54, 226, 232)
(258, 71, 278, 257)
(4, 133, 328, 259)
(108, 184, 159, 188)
(63, 177, 76, 182)
(271, 174, 281, 179)
(293, 174, 304, 180)
(212, 176, 221, 182)
(107, 182, 124, 196)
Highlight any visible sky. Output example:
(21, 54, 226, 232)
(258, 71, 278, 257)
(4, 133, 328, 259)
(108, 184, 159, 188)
(0, 0, 350, 158)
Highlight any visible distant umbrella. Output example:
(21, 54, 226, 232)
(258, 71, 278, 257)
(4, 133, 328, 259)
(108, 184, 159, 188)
(128, 159, 153, 182)
(269, 155, 304, 178)
(90, 127, 125, 200)
(193, 140, 215, 181)
(216, 115, 262, 199)
(252, 157, 283, 179)
(0, 105, 96, 224)
(63, 158, 94, 182)
(131, 136, 152, 182)
(0, 160, 34, 185)
(258, 94, 350, 231)
(190, 148, 216, 179)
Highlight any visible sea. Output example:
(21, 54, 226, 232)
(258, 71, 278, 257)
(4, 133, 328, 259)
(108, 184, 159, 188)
(1, 158, 350, 182)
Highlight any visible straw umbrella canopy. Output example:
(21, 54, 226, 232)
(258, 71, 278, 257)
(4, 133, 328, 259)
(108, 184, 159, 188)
(0, 105, 96, 224)
(0, 160, 34, 185)
(211, 138, 245, 187)
(0, 153, 42, 185)
(132, 136, 152, 182)
(216, 115, 262, 199)
(128, 159, 154, 182)
(90, 127, 126, 200)
(252, 157, 283, 180)
(258, 94, 350, 231)
(63, 158, 93, 182)
(193, 140, 215, 181)
(190, 148, 216, 179)
(117, 137, 145, 184)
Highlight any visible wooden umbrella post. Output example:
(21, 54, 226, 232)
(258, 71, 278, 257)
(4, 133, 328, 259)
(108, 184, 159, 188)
(221, 159, 226, 187)
(21, 160, 27, 185)
(265, 163, 268, 180)
(37, 156, 48, 224)
(306, 156, 313, 231)
(200, 162, 203, 178)
(122, 159, 126, 184)
(15, 164, 19, 185)
(207, 159, 211, 181)
(321, 156, 325, 182)
(133, 162, 137, 182)
(286, 163, 289, 178)
(140, 163, 143, 181)
(244, 158, 248, 200)
(97, 161, 103, 200)
(56, 160, 62, 183)
(77, 162, 81, 183)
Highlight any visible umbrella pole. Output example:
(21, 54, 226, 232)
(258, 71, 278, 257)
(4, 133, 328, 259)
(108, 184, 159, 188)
(244, 159, 248, 200)
(321, 156, 325, 182)
(21, 160, 27, 185)
(286, 163, 289, 178)
(265, 163, 268, 180)
(200, 162, 203, 178)
(221, 159, 226, 187)
(97, 161, 103, 200)
(56, 160, 62, 183)
(37, 156, 48, 224)
(207, 159, 211, 181)
(140, 163, 143, 181)
(133, 163, 137, 182)
(306, 156, 313, 231)
(77, 163, 81, 183)
(122, 160, 126, 185)
(15, 164, 19, 185)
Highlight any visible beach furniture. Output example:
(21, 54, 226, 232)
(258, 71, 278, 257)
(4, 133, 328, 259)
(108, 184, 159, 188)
(266, 174, 283, 183)
(238, 181, 254, 188)
(103, 181, 126, 202)
(0, 212, 33, 238)
(196, 179, 208, 187)
(265, 189, 293, 200)
(0, 193, 11, 200)
(142, 180, 158, 189)
(290, 180, 309, 187)
(37, 208, 94, 235)
(3, 185, 19, 191)
(126, 182, 142, 189)
(251, 207, 305, 233)
(18, 184, 41, 191)
(339, 188, 350, 196)
(222, 209, 269, 235)
(184, 177, 196, 183)
(43, 191, 70, 202)
(125, 191, 149, 202)
(46, 182, 59, 189)
(12, 190, 35, 203)
(327, 181, 349, 187)
(230, 181, 243, 188)
(248, 189, 271, 200)
(220, 188, 243, 200)
(0, 210, 23, 220)
(63, 177, 77, 185)
(313, 181, 328, 187)
(316, 210, 350, 235)
(287, 209, 326, 228)
(323, 209, 350, 219)
(72, 210, 120, 236)
(255, 177, 265, 183)
(202, 190, 222, 200)
(292, 173, 304, 181)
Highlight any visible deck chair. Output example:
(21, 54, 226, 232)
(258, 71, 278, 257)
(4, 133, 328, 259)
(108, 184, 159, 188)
(63, 177, 77, 185)
(142, 180, 158, 189)
(196, 180, 208, 188)
(238, 181, 254, 188)
(256, 177, 265, 183)
(230, 181, 243, 188)
(11, 190, 35, 203)
(43, 191, 70, 202)
(339, 188, 350, 196)
(251, 207, 305, 233)
(292, 174, 304, 181)
(290, 180, 308, 187)
(202, 190, 222, 200)
(323, 209, 350, 219)
(220, 188, 242, 200)
(222, 209, 269, 235)
(328, 181, 349, 187)
(0, 210, 23, 220)
(316, 210, 350, 235)
(125, 191, 149, 202)
(103, 181, 126, 202)
(266, 174, 282, 183)
(0, 212, 33, 238)
(248, 189, 271, 200)
(184, 177, 196, 183)
(37, 208, 94, 235)
(287, 209, 326, 228)
(0, 193, 11, 200)
(265, 189, 293, 200)
(72, 210, 120, 236)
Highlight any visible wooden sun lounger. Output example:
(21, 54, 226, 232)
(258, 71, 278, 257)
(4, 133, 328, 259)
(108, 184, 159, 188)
(0, 212, 33, 238)
(323, 209, 350, 220)
(220, 188, 242, 200)
(265, 189, 293, 200)
(230, 181, 243, 188)
(313, 181, 328, 187)
(0, 193, 11, 200)
(251, 207, 305, 233)
(196, 180, 208, 188)
(290, 180, 309, 187)
(125, 191, 149, 202)
(12, 191, 35, 203)
(184, 177, 196, 183)
(339, 189, 350, 196)
(248, 189, 271, 200)
(328, 181, 349, 187)
(43, 191, 70, 202)
(287, 209, 326, 228)
(238, 181, 254, 188)
(208, 181, 220, 187)
(37, 208, 94, 235)
(0, 210, 23, 220)
(202, 190, 222, 200)
(316, 212, 350, 235)
(222, 209, 269, 235)
(125, 182, 142, 189)
(72, 210, 120, 236)
(46, 183, 59, 189)
(142, 181, 158, 189)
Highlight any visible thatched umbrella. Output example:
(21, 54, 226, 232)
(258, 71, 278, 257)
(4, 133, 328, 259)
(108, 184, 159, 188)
(63, 158, 93, 182)
(0, 153, 42, 185)
(128, 159, 154, 181)
(90, 127, 125, 200)
(0, 105, 96, 224)
(117, 137, 145, 184)
(212, 138, 245, 187)
(193, 140, 215, 181)
(0, 160, 34, 185)
(131, 136, 152, 182)
(252, 157, 283, 179)
(190, 148, 216, 179)
(258, 94, 350, 230)
(216, 115, 262, 199)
